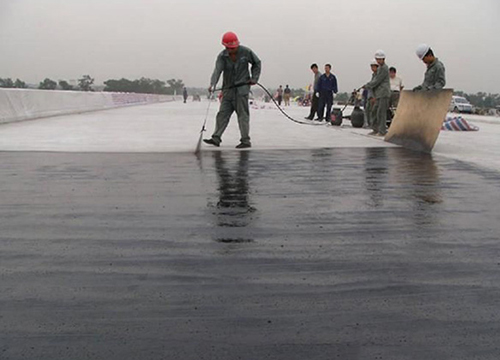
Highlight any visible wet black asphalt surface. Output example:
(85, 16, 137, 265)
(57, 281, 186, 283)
(1, 147, 500, 360)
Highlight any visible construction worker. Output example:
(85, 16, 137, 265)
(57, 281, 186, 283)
(413, 44, 446, 91)
(283, 85, 291, 106)
(276, 85, 283, 106)
(315, 64, 338, 121)
(364, 50, 391, 136)
(204, 32, 261, 149)
(365, 59, 379, 128)
(305, 63, 321, 120)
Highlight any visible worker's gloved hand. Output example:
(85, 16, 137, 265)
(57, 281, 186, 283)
(315, 92, 320, 98)
(208, 86, 213, 93)
(249, 80, 256, 85)
(412, 86, 422, 92)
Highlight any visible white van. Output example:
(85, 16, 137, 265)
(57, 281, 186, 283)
(449, 96, 473, 113)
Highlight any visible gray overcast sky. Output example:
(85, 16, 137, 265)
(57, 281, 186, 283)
(1, 0, 499, 93)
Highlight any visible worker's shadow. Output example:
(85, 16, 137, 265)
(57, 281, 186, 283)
(209, 151, 257, 243)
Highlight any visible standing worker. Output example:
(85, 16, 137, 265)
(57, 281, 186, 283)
(315, 64, 338, 121)
(305, 63, 321, 120)
(364, 50, 391, 136)
(204, 32, 262, 149)
(365, 59, 379, 128)
(283, 85, 291, 106)
(413, 44, 446, 91)
(276, 85, 283, 106)
(183, 87, 188, 103)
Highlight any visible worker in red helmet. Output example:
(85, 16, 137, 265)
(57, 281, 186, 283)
(204, 32, 261, 149)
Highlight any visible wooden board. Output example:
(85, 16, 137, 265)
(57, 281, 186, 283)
(384, 89, 453, 152)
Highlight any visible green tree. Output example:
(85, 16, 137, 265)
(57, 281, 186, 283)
(14, 79, 26, 88)
(335, 92, 349, 103)
(103, 78, 134, 93)
(166, 79, 185, 95)
(78, 75, 94, 91)
(103, 77, 169, 94)
(0, 78, 15, 88)
(58, 80, 74, 90)
(38, 78, 57, 90)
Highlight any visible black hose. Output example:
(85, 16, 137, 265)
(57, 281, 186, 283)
(212, 82, 325, 126)
(255, 83, 325, 126)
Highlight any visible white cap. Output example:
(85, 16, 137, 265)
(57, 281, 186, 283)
(416, 43, 431, 60)
(370, 59, 379, 66)
(374, 49, 386, 59)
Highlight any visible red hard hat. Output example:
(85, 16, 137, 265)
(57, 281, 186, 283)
(222, 32, 240, 49)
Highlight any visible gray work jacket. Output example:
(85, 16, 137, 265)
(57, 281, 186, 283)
(210, 45, 261, 98)
(419, 58, 446, 91)
(364, 63, 391, 99)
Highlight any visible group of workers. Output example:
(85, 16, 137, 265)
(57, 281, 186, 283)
(203, 31, 446, 148)
(275, 85, 292, 107)
(360, 46, 446, 136)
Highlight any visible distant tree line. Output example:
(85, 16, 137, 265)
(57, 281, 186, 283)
(103, 78, 184, 95)
(454, 91, 500, 110)
(0, 78, 27, 88)
(1, 75, 184, 95)
(3, 75, 499, 110)
(0, 75, 95, 91)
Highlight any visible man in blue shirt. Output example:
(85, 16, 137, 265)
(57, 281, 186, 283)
(315, 64, 338, 121)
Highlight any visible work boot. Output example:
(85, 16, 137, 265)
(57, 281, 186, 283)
(367, 131, 378, 136)
(235, 143, 251, 149)
(203, 138, 220, 147)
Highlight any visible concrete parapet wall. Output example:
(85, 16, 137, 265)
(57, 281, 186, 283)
(0, 88, 175, 124)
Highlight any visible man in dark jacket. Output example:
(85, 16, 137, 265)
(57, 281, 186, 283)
(315, 64, 338, 121)
(204, 31, 261, 149)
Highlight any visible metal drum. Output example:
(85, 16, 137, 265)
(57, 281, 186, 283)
(351, 106, 365, 128)
(330, 108, 343, 126)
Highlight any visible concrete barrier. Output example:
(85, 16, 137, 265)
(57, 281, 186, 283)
(0, 88, 175, 124)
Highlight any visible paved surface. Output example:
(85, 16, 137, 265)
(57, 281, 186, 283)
(1, 148, 500, 359)
(0, 101, 393, 153)
(0, 100, 499, 172)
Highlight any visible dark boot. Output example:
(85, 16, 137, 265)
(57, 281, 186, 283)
(203, 138, 220, 147)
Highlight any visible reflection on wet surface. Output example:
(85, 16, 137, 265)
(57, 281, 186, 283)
(210, 151, 256, 243)
(1, 148, 500, 360)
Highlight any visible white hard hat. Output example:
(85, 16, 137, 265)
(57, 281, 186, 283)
(374, 49, 386, 59)
(370, 59, 379, 66)
(416, 43, 431, 60)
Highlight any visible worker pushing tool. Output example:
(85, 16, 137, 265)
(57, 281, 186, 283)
(204, 32, 262, 149)
(413, 44, 446, 91)
(385, 44, 451, 152)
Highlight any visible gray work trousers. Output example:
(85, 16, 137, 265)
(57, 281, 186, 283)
(372, 97, 390, 135)
(211, 94, 250, 145)
(365, 98, 376, 127)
